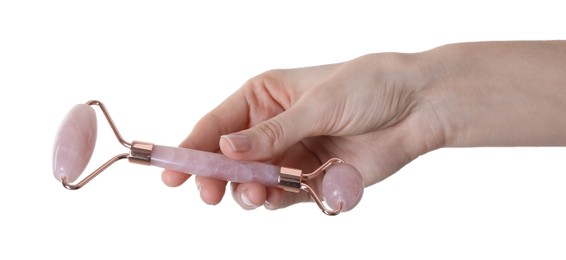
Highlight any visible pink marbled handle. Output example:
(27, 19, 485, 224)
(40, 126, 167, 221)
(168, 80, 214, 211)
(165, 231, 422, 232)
(150, 145, 280, 186)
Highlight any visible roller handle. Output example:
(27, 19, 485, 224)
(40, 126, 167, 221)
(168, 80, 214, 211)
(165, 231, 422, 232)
(150, 144, 280, 186)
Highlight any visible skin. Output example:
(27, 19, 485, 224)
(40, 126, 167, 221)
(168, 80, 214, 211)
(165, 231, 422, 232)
(162, 41, 566, 210)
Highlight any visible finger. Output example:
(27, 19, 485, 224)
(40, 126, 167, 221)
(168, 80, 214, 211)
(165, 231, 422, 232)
(216, 64, 347, 161)
(195, 176, 227, 205)
(230, 182, 266, 210)
(231, 183, 314, 211)
(161, 90, 249, 186)
(224, 140, 325, 211)
(219, 101, 318, 161)
(264, 187, 312, 210)
(161, 169, 190, 187)
(180, 91, 250, 150)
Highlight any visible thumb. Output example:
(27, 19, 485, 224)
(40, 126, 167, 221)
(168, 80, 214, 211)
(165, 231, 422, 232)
(219, 104, 316, 161)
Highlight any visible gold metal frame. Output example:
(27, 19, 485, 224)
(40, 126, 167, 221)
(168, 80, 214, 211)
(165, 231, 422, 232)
(61, 100, 133, 190)
(278, 158, 345, 215)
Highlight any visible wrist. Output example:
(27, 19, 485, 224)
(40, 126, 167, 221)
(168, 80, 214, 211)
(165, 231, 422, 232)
(419, 41, 566, 147)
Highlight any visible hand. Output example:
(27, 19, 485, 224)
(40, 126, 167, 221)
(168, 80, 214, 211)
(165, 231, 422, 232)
(161, 52, 446, 210)
(162, 41, 566, 211)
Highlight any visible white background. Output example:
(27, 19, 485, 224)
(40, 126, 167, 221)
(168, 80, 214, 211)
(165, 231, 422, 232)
(1, 1, 565, 259)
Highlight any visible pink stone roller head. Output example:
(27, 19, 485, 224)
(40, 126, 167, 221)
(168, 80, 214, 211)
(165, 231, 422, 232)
(53, 100, 364, 215)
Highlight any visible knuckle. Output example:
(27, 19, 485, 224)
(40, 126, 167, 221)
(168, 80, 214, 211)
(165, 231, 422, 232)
(260, 69, 286, 81)
(256, 120, 286, 148)
(245, 69, 286, 90)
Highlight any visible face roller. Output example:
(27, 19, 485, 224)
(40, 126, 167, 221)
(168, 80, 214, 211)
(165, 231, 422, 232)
(53, 100, 364, 215)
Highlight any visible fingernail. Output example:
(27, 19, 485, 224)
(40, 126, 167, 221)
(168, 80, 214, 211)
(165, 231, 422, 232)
(240, 190, 257, 209)
(195, 179, 201, 192)
(264, 200, 276, 210)
(221, 134, 251, 153)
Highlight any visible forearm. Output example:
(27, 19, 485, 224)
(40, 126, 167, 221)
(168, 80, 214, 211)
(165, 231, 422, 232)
(421, 41, 566, 147)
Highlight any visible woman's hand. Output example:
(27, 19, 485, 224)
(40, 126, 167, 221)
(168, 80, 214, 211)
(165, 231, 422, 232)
(162, 41, 566, 211)
(161, 51, 446, 210)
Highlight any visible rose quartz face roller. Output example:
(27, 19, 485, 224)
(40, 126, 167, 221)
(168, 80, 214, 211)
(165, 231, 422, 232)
(53, 100, 364, 215)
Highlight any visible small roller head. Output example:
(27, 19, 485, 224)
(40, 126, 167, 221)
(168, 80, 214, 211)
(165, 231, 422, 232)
(321, 163, 364, 212)
(52, 104, 97, 183)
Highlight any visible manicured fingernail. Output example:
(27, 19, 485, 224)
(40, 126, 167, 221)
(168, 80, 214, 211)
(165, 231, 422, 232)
(240, 190, 257, 209)
(221, 134, 251, 153)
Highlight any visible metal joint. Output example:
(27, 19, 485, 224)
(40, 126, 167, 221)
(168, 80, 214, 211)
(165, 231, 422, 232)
(277, 167, 302, 193)
(129, 141, 154, 165)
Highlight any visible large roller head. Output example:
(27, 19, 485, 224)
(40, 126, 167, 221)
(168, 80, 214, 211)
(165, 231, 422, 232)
(52, 104, 97, 183)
